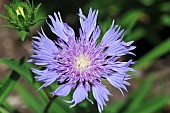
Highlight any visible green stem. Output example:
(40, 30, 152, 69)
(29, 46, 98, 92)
(43, 96, 57, 113)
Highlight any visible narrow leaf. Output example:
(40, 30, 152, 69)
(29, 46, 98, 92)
(0, 106, 9, 113)
(0, 71, 20, 104)
(1, 101, 17, 113)
(0, 14, 8, 19)
(125, 73, 156, 113)
(1, 24, 19, 29)
(34, 3, 42, 15)
(0, 58, 32, 83)
(0, 58, 50, 103)
(0, 58, 74, 113)
(137, 96, 170, 113)
(19, 31, 27, 41)
(104, 100, 125, 113)
(120, 10, 142, 37)
(3, 4, 11, 12)
(15, 82, 44, 113)
(134, 38, 170, 70)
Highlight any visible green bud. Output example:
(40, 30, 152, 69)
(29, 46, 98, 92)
(0, 0, 45, 41)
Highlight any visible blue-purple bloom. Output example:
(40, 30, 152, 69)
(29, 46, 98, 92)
(29, 8, 135, 112)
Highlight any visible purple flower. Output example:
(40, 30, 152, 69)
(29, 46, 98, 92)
(29, 8, 135, 112)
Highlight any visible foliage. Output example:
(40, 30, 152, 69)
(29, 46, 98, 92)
(0, 0, 44, 41)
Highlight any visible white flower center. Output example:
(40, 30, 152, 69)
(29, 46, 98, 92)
(75, 54, 91, 71)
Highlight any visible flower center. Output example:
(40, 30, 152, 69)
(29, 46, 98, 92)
(74, 54, 91, 71)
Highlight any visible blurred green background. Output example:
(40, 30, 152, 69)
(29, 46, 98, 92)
(0, 0, 170, 113)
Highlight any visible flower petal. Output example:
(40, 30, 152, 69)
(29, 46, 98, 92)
(28, 28, 58, 65)
(31, 69, 60, 90)
(67, 84, 93, 108)
(79, 8, 98, 39)
(52, 84, 72, 96)
(108, 60, 135, 74)
(101, 20, 124, 47)
(106, 73, 131, 96)
(47, 12, 75, 42)
(90, 25, 101, 42)
(106, 40, 136, 57)
(92, 83, 112, 113)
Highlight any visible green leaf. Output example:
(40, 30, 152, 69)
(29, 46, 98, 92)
(32, 17, 46, 25)
(44, 86, 73, 113)
(23, 7, 28, 18)
(18, 15, 25, 23)
(1, 24, 19, 29)
(125, 27, 145, 42)
(139, 0, 154, 6)
(0, 58, 74, 113)
(0, 73, 10, 86)
(120, 10, 142, 37)
(1, 101, 17, 113)
(160, 2, 170, 11)
(13, 0, 21, 4)
(0, 58, 32, 83)
(0, 58, 49, 102)
(0, 106, 9, 113)
(161, 15, 170, 27)
(15, 82, 70, 113)
(3, 4, 11, 12)
(125, 73, 156, 113)
(0, 58, 51, 113)
(48, 97, 69, 113)
(133, 38, 170, 70)
(34, 3, 42, 15)
(104, 100, 125, 113)
(25, 0, 30, 4)
(0, 71, 20, 104)
(0, 14, 8, 20)
(19, 31, 27, 41)
(136, 96, 170, 113)
(15, 82, 44, 113)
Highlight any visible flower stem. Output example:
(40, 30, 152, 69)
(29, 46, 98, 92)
(43, 88, 51, 100)
(43, 96, 57, 113)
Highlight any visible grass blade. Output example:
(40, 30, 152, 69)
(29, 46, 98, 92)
(0, 58, 49, 101)
(0, 58, 73, 113)
(0, 58, 32, 83)
(15, 82, 45, 113)
(120, 10, 142, 41)
(125, 73, 156, 113)
(134, 38, 170, 70)
(0, 106, 9, 113)
(1, 101, 17, 113)
(0, 71, 20, 104)
(104, 100, 125, 113)
(137, 96, 170, 113)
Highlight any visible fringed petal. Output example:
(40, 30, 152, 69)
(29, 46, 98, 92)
(66, 84, 93, 108)
(106, 39, 135, 57)
(79, 8, 98, 40)
(28, 28, 58, 65)
(109, 60, 135, 74)
(92, 83, 112, 113)
(31, 69, 60, 90)
(101, 20, 124, 47)
(52, 84, 72, 96)
(47, 12, 75, 42)
(106, 73, 131, 96)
